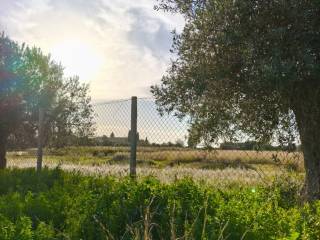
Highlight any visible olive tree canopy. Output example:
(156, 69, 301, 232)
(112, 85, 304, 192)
(152, 0, 320, 200)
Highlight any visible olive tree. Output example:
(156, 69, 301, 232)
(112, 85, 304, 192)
(152, 0, 320, 200)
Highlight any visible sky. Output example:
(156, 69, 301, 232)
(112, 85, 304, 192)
(94, 99, 190, 144)
(0, 0, 185, 102)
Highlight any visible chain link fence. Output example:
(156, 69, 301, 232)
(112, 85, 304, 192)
(6, 97, 304, 186)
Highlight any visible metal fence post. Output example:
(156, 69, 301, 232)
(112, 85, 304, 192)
(37, 107, 44, 171)
(130, 96, 138, 177)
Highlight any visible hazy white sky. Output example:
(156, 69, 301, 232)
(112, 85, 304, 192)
(0, 0, 184, 102)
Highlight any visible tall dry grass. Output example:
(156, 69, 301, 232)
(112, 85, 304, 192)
(6, 146, 304, 187)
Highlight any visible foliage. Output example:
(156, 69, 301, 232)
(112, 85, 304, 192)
(0, 33, 94, 164)
(153, 0, 319, 143)
(0, 168, 319, 239)
(152, 0, 320, 200)
(45, 76, 94, 148)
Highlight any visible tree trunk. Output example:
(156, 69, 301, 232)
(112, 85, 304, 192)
(302, 139, 320, 201)
(0, 136, 7, 169)
(299, 122, 320, 201)
(292, 86, 320, 201)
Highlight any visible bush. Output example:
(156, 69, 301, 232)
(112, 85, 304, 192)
(0, 168, 318, 239)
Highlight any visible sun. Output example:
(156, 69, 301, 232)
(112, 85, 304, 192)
(50, 39, 104, 82)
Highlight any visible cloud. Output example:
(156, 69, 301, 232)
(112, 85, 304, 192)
(126, 7, 172, 59)
(0, 0, 184, 101)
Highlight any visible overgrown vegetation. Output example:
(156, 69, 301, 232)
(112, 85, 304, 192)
(7, 146, 304, 171)
(6, 146, 305, 187)
(0, 168, 318, 239)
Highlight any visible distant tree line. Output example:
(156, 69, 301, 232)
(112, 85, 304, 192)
(220, 141, 298, 151)
(88, 132, 185, 148)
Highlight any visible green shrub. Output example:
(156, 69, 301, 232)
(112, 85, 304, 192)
(0, 214, 15, 240)
(0, 168, 318, 239)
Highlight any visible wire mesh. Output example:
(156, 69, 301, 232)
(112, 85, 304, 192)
(6, 97, 304, 186)
(135, 98, 304, 186)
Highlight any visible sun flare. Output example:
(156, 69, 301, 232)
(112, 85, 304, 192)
(50, 39, 104, 82)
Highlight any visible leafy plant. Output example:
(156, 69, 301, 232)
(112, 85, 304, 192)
(0, 168, 319, 239)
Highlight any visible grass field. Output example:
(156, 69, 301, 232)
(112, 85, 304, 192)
(6, 146, 305, 186)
